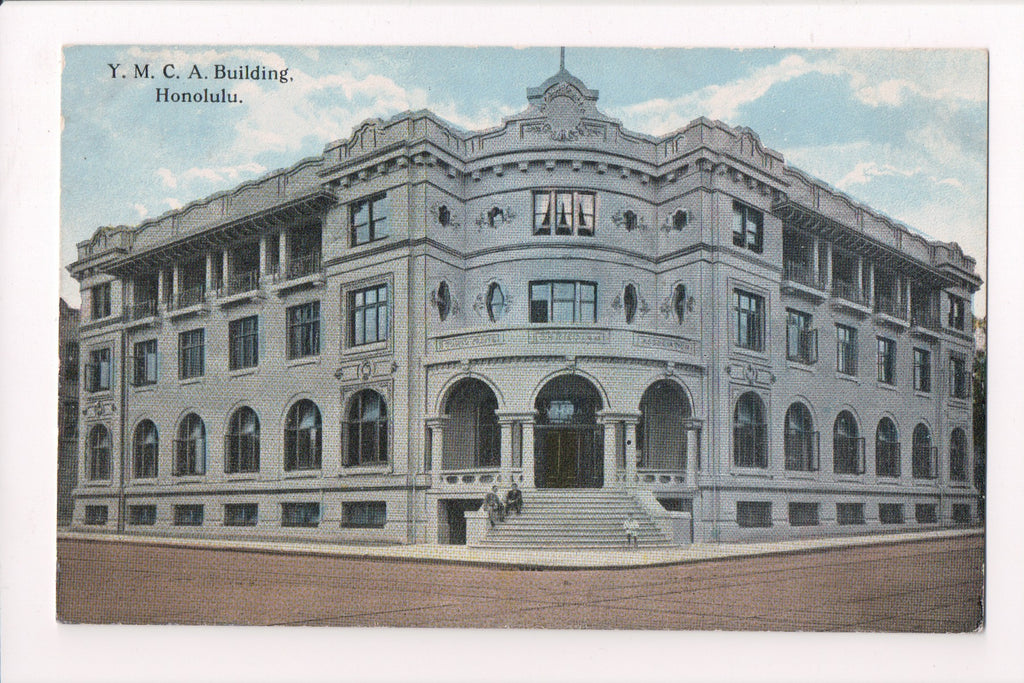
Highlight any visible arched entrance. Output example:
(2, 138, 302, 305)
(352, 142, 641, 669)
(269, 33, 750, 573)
(637, 380, 692, 470)
(442, 378, 500, 469)
(534, 375, 603, 488)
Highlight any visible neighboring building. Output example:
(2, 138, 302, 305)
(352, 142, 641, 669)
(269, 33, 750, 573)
(58, 298, 81, 526)
(66, 66, 980, 544)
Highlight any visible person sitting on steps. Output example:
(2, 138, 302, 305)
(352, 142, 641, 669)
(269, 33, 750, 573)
(623, 515, 640, 548)
(484, 485, 505, 527)
(505, 481, 523, 516)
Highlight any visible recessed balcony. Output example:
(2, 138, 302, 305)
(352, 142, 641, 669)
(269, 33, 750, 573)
(829, 280, 871, 317)
(123, 300, 160, 329)
(269, 251, 325, 294)
(910, 309, 942, 340)
(167, 286, 209, 319)
(781, 260, 827, 302)
(873, 295, 909, 330)
(216, 269, 265, 307)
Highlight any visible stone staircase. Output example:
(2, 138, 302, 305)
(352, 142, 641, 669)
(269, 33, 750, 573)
(473, 488, 672, 548)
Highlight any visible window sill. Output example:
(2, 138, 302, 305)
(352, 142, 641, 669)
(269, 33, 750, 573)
(86, 390, 113, 399)
(340, 523, 386, 529)
(224, 473, 260, 482)
(286, 356, 321, 369)
(833, 474, 865, 482)
(83, 480, 112, 486)
(131, 384, 158, 393)
(344, 340, 388, 357)
(786, 360, 816, 373)
(339, 464, 390, 476)
(732, 346, 770, 363)
(835, 372, 860, 384)
(172, 474, 207, 483)
(128, 477, 158, 485)
(729, 468, 772, 478)
(784, 471, 819, 480)
(914, 390, 933, 399)
(876, 381, 898, 392)
(283, 470, 322, 480)
(229, 367, 259, 378)
(179, 377, 204, 386)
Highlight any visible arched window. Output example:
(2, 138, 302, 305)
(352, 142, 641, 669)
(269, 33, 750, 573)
(875, 418, 900, 478)
(623, 210, 638, 231)
(435, 281, 451, 321)
(623, 284, 638, 324)
(226, 407, 260, 473)
(285, 400, 322, 471)
(87, 424, 111, 480)
(912, 423, 935, 479)
(672, 284, 687, 324)
(346, 390, 388, 466)
(784, 402, 818, 471)
(833, 411, 864, 474)
(175, 413, 206, 476)
(133, 420, 158, 478)
(443, 379, 499, 469)
(486, 282, 505, 322)
(638, 380, 691, 470)
(733, 392, 767, 468)
(949, 427, 968, 482)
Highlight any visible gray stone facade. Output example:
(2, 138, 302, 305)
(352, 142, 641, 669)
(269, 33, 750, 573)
(68, 67, 980, 544)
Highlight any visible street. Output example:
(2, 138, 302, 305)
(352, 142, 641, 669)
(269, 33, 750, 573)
(56, 534, 982, 631)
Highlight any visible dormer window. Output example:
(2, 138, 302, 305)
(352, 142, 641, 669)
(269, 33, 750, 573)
(533, 190, 595, 236)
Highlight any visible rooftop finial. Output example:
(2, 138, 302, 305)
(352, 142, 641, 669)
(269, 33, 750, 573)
(560, 46, 565, 71)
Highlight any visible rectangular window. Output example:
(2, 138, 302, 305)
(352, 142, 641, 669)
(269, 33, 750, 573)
(533, 190, 596, 236)
(732, 201, 764, 253)
(736, 501, 771, 528)
(836, 324, 857, 375)
(86, 347, 112, 392)
(63, 341, 80, 381)
(876, 337, 896, 385)
(132, 339, 158, 386)
(178, 329, 205, 379)
(786, 310, 817, 364)
(224, 503, 258, 527)
(836, 503, 865, 525)
(350, 194, 389, 245)
(91, 282, 111, 320)
(948, 294, 966, 330)
(128, 504, 157, 526)
(733, 290, 765, 352)
(173, 504, 204, 526)
(913, 348, 932, 392)
(287, 301, 321, 357)
(788, 502, 820, 527)
(915, 504, 938, 524)
(879, 503, 905, 525)
(342, 501, 387, 528)
(529, 281, 597, 323)
(229, 315, 259, 370)
(84, 505, 108, 525)
(952, 503, 972, 525)
(949, 353, 968, 399)
(350, 285, 389, 346)
(281, 502, 321, 528)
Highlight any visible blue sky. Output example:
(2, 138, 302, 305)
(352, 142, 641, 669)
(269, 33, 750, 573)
(61, 46, 987, 313)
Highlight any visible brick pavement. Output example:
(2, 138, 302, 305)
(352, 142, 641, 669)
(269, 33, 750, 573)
(56, 534, 983, 631)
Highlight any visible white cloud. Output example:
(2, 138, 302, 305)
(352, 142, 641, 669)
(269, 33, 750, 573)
(156, 162, 267, 190)
(164, 198, 183, 210)
(836, 161, 922, 190)
(133, 203, 148, 218)
(156, 168, 177, 189)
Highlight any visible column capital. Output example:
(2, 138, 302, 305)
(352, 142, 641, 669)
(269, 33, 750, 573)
(424, 415, 450, 428)
(597, 410, 641, 424)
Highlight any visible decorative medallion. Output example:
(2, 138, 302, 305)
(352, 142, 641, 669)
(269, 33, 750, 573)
(539, 83, 588, 141)
(661, 209, 689, 232)
(612, 208, 648, 232)
(429, 203, 461, 230)
(475, 206, 516, 231)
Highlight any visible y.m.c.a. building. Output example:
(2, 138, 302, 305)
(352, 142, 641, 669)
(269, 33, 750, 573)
(68, 66, 980, 546)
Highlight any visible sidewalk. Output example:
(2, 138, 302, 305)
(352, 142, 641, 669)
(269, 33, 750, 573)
(57, 526, 983, 570)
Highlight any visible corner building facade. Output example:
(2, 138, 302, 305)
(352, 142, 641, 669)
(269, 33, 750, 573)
(69, 68, 981, 544)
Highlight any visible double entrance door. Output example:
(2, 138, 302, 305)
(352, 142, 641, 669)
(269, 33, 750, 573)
(536, 425, 603, 488)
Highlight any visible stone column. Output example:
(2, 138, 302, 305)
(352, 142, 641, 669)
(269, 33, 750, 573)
(812, 235, 820, 285)
(425, 417, 447, 475)
(904, 277, 912, 320)
(171, 264, 180, 308)
(685, 425, 701, 488)
(157, 269, 165, 311)
(623, 416, 640, 488)
(205, 252, 214, 296)
(498, 417, 515, 482)
(259, 234, 268, 276)
(279, 230, 289, 278)
(866, 261, 874, 308)
(857, 255, 864, 301)
(824, 242, 833, 291)
(521, 419, 536, 488)
(597, 416, 619, 489)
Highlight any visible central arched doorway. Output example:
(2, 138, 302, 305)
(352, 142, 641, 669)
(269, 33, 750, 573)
(534, 375, 603, 488)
